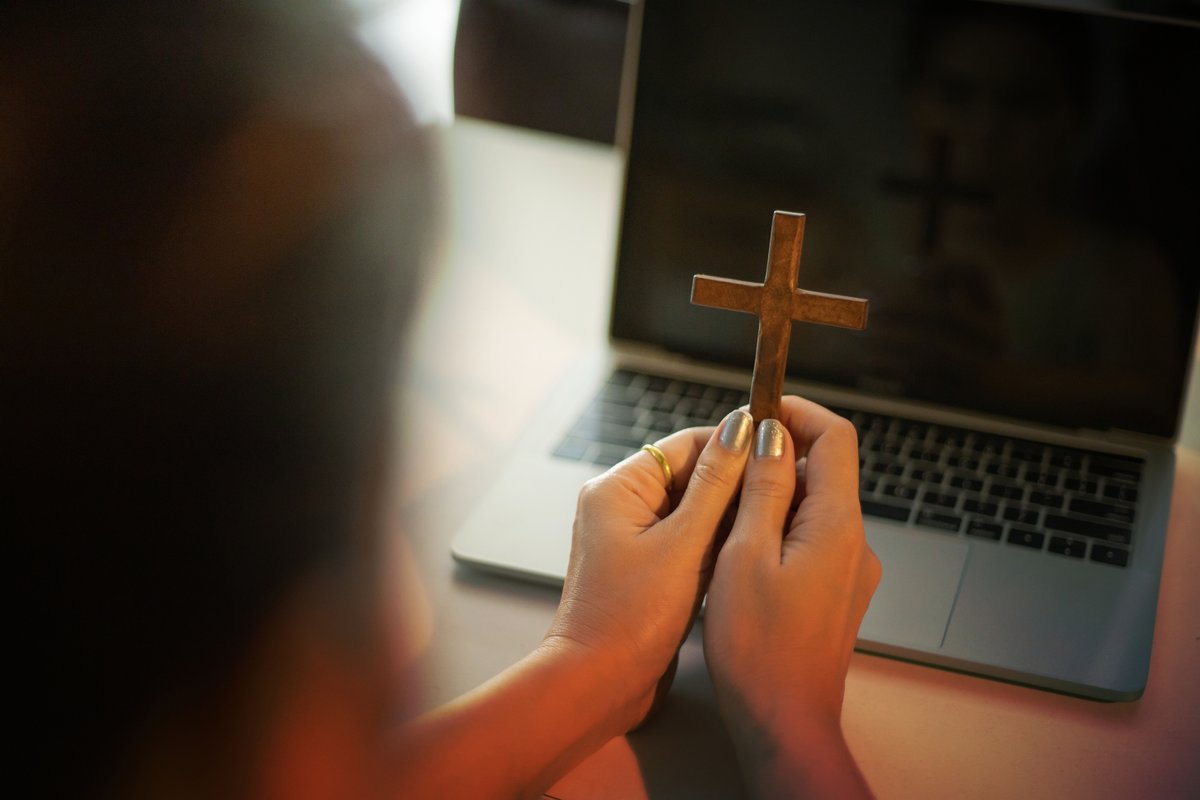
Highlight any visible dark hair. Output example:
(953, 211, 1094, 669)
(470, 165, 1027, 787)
(4, 3, 431, 794)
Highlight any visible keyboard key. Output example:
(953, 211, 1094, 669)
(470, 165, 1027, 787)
(949, 475, 984, 492)
(674, 413, 705, 430)
(863, 415, 888, 434)
(869, 461, 905, 476)
(946, 455, 980, 470)
(721, 388, 748, 406)
(915, 509, 962, 533)
(1048, 536, 1088, 559)
(966, 520, 1003, 540)
(1024, 470, 1058, 487)
(634, 389, 660, 409)
(585, 400, 638, 425)
(963, 498, 999, 516)
(861, 499, 911, 522)
(934, 428, 968, 447)
(1003, 506, 1040, 526)
(1029, 490, 1064, 509)
(896, 420, 931, 438)
(910, 467, 944, 484)
(861, 476, 879, 493)
(1103, 484, 1139, 504)
(923, 491, 958, 508)
(910, 449, 942, 463)
(1088, 458, 1143, 483)
(1068, 498, 1135, 525)
(654, 392, 680, 412)
(877, 440, 903, 457)
(972, 435, 1005, 457)
(639, 408, 669, 426)
(882, 482, 918, 501)
(1090, 544, 1130, 567)
(1007, 527, 1045, 550)
(1009, 443, 1044, 463)
(1063, 476, 1099, 494)
(598, 382, 639, 405)
(1044, 514, 1132, 545)
(989, 482, 1024, 500)
(1049, 449, 1086, 470)
(590, 443, 632, 467)
(985, 462, 1020, 479)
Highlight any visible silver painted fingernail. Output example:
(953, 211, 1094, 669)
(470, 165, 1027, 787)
(754, 419, 786, 459)
(719, 409, 753, 453)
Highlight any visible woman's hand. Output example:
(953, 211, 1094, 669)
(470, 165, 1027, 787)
(543, 407, 755, 732)
(703, 396, 880, 798)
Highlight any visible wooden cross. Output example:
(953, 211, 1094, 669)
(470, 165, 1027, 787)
(880, 134, 992, 255)
(691, 211, 868, 422)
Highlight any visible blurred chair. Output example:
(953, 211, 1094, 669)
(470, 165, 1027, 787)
(453, 0, 629, 143)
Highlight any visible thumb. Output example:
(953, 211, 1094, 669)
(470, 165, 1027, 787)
(722, 418, 797, 560)
(666, 408, 754, 537)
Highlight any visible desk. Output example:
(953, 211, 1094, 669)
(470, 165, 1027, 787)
(395, 118, 1200, 799)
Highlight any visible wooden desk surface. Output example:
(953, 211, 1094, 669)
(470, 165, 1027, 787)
(394, 118, 1200, 799)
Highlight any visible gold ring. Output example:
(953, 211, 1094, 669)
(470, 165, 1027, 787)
(641, 443, 674, 492)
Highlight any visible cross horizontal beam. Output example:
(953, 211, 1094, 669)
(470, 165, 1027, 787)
(691, 277, 868, 329)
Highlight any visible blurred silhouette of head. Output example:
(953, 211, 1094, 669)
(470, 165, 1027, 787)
(3, 2, 431, 794)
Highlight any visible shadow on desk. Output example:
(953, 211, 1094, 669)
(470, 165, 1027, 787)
(626, 662, 748, 800)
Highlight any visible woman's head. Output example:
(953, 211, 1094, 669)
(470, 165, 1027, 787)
(5, 2, 431, 793)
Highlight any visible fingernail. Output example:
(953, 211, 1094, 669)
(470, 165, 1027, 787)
(754, 419, 786, 459)
(719, 409, 753, 453)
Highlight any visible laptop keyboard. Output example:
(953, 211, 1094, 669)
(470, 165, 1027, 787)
(553, 368, 1142, 568)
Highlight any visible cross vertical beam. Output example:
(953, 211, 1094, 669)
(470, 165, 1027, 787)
(691, 211, 869, 422)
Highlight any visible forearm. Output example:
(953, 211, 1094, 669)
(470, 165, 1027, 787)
(385, 641, 637, 799)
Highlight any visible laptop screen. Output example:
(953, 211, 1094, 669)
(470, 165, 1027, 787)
(611, 0, 1200, 439)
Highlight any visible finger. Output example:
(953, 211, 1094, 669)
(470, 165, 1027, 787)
(778, 395, 860, 502)
(668, 409, 754, 531)
(654, 426, 716, 496)
(722, 418, 797, 559)
(625, 427, 715, 510)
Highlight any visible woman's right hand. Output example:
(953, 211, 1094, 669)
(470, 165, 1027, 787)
(703, 396, 880, 798)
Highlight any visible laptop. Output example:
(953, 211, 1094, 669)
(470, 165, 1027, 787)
(451, 0, 1200, 701)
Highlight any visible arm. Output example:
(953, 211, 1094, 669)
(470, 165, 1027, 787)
(387, 641, 641, 799)
(387, 409, 757, 798)
(704, 396, 880, 799)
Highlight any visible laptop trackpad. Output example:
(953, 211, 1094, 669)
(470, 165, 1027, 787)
(858, 527, 969, 650)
